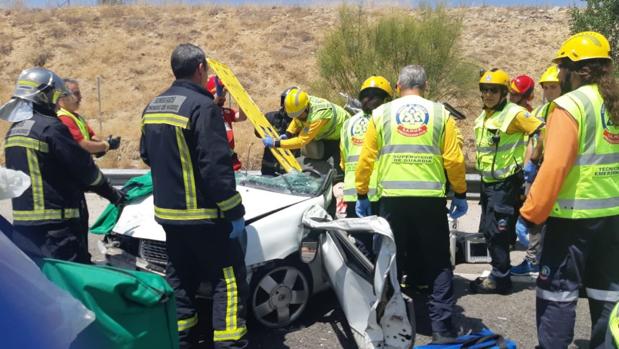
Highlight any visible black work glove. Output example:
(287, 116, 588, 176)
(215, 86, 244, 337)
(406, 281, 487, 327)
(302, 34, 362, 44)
(89, 176, 125, 206)
(107, 135, 121, 150)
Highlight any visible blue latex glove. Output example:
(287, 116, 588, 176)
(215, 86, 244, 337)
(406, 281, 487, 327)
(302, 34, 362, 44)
(262, 136, 275, 148)
(523, 161, 539, 183)
(449, 198, 468, 219)
(230, 218, 245, 240)
(516, 217, 530, 247)
(279, 134, 288, 140)
(355, 198, 371, 217)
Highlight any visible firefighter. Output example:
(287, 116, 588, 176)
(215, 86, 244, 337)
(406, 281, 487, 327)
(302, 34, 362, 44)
(205, 75, 247, 171)
(355, 65, 467, 342)
(262, 88, 350, 176)
(509, 74, 536, 112)
(470, 69, 543, 295)
(140, 44, 248, 349)
(511, 64, 561, 277)
(608, 302, 619, 348)
(518, 31, 619, 348)
(1, 67, 124, 262)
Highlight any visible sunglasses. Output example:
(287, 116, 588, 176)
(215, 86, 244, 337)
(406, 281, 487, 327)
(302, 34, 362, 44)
(480, 87, 500, 94)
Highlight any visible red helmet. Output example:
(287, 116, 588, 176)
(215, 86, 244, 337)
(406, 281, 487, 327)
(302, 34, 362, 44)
(509, 75, 535, 96)
(205, 75, 225, 95)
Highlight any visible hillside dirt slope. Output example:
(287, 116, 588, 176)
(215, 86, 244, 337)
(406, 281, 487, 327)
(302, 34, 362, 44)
(0, 5, 570, 169)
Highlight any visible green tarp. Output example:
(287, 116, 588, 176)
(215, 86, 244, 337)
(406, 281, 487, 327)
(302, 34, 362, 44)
(40, 259, 178, 349)
(90, 172, 153, 235)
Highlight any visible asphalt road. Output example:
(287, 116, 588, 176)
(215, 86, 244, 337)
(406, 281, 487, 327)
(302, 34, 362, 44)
(0, 195, 593, 348)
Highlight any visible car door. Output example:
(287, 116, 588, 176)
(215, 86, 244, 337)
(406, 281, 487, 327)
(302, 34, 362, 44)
(301, 205, 414, 349)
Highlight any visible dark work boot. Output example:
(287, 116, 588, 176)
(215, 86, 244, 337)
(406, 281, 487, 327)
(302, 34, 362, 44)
(469, 276, 512, 295)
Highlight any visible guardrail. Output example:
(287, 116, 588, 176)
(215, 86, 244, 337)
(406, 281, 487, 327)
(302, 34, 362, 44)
(102, 169, 483, 198)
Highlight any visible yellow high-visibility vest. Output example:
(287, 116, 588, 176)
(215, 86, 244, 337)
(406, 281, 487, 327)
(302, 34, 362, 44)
(550, 84, 619, 219)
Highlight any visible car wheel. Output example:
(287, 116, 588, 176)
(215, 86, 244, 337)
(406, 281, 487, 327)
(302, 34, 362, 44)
(250, 261, 312, 328)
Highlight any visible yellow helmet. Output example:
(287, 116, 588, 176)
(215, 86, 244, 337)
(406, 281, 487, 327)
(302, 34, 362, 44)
(539, 65, 560, 84)
(553, 31, 612, 63)
(360, 76, 393, 97)
(479, 69, 510, 87)
(284, 88, 310, 118)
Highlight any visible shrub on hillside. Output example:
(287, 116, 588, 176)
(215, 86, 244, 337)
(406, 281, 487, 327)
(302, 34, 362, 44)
(316, 5, 476, 103)
(570, 0, 618, 62)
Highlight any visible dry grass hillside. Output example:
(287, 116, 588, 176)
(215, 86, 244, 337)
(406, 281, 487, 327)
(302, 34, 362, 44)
(0, 5, 570, 169)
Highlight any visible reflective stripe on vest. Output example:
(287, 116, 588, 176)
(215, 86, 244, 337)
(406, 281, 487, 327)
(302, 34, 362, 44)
(536, 288, 579, 302)
(154, 206, 220, 220)
(474, 102, 527, 183)
(13, 208, 80, 221)
(341, 112, 378, 202)
(610, 302, 619, 348)
(6, 136, 80, 222)
(213, 266, 247, 342)
(143, 113, 190, 129)
(58, 108, 90, 140)
(550, 84, 619, 219)
(177, 314, 198, 332)
(374, 96, 447, 198)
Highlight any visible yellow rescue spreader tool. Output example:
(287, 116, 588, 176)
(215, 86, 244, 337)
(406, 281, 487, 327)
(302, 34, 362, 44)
(207, 58, 302, 173)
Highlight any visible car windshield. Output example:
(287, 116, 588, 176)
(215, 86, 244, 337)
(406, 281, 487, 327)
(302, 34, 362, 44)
(235, 171, 325, 196)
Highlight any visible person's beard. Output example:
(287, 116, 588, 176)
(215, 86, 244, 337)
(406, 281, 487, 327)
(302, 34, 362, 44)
(560, 70, 574, 94)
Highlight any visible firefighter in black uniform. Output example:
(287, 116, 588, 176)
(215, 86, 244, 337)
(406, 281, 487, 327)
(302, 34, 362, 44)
(258, 86, 299, 175)
(2, 67, 124, 262)
(140, 44, 248, 349)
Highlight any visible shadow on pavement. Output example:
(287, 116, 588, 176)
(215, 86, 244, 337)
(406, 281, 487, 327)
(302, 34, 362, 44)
(247, 289, 357, 349)
(409, 274, 535, 339)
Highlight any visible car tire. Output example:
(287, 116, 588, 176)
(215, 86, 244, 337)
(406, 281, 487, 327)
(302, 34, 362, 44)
(249, 260, 312, 328)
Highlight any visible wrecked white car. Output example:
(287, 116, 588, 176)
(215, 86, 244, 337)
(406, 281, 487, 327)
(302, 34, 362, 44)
(99, 170, 414, 348)
(99, 170, 334, 328)
(301, 206, 415, 349)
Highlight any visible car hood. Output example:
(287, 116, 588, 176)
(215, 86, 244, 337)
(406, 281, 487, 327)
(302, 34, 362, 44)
(112, 185, 311, 241)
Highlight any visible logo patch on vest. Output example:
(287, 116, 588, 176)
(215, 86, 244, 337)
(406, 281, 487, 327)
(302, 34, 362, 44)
(350, 117, 368, 145)
(602, 105, 619, 144)
(395, 104, 429, 137)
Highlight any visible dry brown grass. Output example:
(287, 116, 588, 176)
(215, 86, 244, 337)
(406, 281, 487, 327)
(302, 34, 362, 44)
(0, 5, 570, 170)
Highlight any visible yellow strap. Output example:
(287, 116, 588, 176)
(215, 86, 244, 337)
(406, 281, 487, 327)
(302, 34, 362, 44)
(154, 206, 220, 220)
(13, 208, 80, 221)
(177, 314, 198, 332)
(5, 136, 49, 153)
(217, 193, 242, 212)
(143, 113, 190, 129)
(174, 128, 197, 210)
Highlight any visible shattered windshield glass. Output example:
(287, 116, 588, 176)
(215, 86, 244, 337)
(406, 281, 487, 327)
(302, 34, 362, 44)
(235, 171, 324, 196)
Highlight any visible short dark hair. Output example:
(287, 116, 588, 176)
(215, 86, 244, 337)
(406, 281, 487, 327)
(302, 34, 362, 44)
(171, 44, 206, 79)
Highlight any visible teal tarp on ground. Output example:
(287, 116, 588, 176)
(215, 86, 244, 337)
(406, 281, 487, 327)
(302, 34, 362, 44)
(90, 172, 153, 235)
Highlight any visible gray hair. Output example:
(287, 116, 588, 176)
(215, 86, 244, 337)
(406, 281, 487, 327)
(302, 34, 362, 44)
(398, 65, 427, 90)
(63, 78, 79, 87)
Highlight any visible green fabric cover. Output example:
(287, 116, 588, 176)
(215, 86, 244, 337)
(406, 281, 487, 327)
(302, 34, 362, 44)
(90, 172, 153, 235)
(40, 259, 178, 349)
